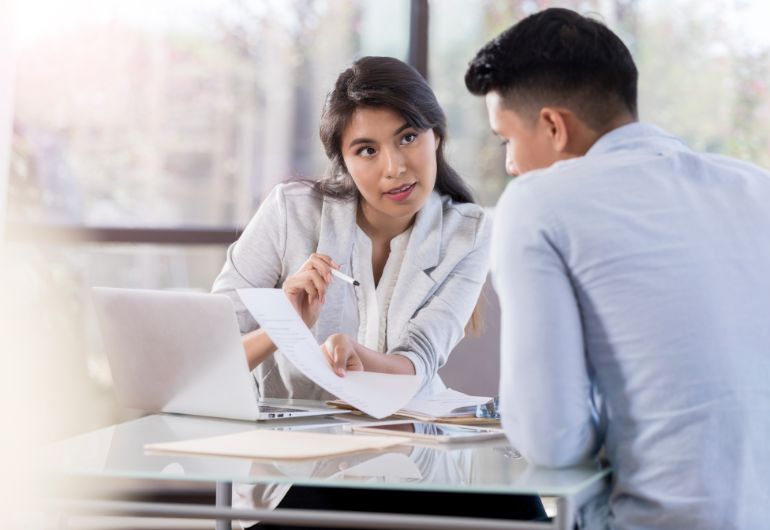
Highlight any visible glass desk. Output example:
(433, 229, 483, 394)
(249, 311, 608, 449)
(41, 405, 610, 530)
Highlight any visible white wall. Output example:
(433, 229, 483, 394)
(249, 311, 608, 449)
(0, 0, 15, 245)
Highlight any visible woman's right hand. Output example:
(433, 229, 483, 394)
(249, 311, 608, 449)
(282, 253, 339, 328)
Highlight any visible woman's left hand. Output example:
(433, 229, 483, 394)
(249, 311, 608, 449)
(321, 334, 364, 377)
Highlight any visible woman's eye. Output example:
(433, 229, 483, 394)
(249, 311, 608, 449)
(357, 146, 376, 157)
(401, 133, 418, 145)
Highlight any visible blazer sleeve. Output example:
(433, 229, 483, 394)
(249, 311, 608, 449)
(211, 184, 287, 333)
(391, 212, 492, 387)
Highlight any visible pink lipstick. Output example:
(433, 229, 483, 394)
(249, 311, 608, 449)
(384, 182, 416, 202)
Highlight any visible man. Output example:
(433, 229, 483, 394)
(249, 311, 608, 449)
(465, 7, 770, 530)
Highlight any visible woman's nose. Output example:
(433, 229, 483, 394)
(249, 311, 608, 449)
(383, 147, 407, 178)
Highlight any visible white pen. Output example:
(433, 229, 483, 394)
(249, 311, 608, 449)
(331, 268, 360, 287)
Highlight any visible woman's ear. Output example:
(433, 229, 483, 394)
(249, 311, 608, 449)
(433, 130, 441, 150)
(538, 107, 569, 153)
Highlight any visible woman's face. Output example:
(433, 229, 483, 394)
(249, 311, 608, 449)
(340, 106, 438, 229)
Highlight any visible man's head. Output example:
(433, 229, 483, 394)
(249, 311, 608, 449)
(465, 8, 638, 176)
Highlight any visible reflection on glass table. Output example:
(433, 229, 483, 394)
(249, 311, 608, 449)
(42, 411, 609, 529)
(43, 413, 605, 493)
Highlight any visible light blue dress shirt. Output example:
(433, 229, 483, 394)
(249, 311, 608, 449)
(493, 122, 770, 529)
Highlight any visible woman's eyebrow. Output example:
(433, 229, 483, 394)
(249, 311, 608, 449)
(392, 123, 410, 136)
(347, 137, 374, 148)
(347, 123, 412, 148)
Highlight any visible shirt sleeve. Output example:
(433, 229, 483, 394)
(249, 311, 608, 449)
(211, 184, 287, 333)
(493, 182, 600, 468)
(392, 213, 492, 388)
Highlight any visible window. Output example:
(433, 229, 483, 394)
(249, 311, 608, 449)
(429, 0, 770, 204)
(10, 0, 411, 227)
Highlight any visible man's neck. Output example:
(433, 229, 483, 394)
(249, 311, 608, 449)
(589, 114, 637, 150)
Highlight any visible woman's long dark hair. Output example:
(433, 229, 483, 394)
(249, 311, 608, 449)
(315, 57, 483, 335)
(316, 56, 475, 205)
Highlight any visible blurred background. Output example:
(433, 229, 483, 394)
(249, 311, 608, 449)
(1, 0, 769, 457)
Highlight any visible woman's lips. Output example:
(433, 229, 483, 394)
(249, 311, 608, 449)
(384, 182, 416, 202)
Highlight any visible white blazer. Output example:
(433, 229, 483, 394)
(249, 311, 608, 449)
(212, 181, 491, 399)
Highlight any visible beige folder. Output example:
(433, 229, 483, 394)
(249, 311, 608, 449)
(145, 429, 410, 461)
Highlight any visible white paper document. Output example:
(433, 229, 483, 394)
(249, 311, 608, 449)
(237, 288, 422, 419)
(399, 388, 492, 420)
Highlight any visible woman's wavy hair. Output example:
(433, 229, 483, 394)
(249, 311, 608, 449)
(315, 56, 483, 336)
(316, 56, 475, 205)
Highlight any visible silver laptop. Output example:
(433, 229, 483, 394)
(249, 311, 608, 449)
(91, 287, 346, 421)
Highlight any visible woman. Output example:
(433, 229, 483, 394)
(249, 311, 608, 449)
(212, 56, 490, 397)
(215, 56, 545, 530)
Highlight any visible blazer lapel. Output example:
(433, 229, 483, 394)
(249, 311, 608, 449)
(315, 196, 357, 342)
(387, 192, 443, 350)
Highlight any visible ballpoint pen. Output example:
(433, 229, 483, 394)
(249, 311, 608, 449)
(331, 268, 360, 287)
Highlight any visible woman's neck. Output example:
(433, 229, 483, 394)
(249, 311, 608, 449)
(357, 201, 415, 243)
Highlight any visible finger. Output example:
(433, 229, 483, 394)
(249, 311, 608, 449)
(310, 253, 342, 274)
(311, 253, 339, 269)
(301, 254, 331, 274)
(307, 255, 335, 282)
(304, 269, 328, 302)
(286, 275, 319, 303)
(303, 282, 320, 304)
(332, 344, 346, 377)
(286, 271, 325, 302)
(322, 339, 343, 377)
(348, 355, 364, 372)
(293, 256, 332, 285)
(282, 278, 309, 301)
(320, 343, 333, 365)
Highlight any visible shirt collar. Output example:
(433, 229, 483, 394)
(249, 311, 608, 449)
(586, 122, 684, 158)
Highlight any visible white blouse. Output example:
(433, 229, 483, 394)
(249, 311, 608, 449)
(346, 225, 413, 353)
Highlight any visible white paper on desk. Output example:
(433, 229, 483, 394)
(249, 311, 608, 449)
(145, 429, 411, 460)
(237, 288, 422, 419)
(399, 388, 491, 419)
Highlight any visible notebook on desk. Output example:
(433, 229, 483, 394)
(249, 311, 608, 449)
(91, 287, 348, 421)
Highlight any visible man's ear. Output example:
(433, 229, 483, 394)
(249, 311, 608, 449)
(538, 107, 569, 153)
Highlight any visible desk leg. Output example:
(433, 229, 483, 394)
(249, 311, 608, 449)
(555, 496, 574, 530)
(554, 474, 609, 530)
(215, 481, 233, 530)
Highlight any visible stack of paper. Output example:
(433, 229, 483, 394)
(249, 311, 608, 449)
(145, 429, 411, 461)
(395, 388, 493, 421)
(328, 388, 495, 423)
(237, 289, 421, 419)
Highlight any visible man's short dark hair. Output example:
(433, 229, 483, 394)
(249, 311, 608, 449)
(465, 8, 638, 130)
